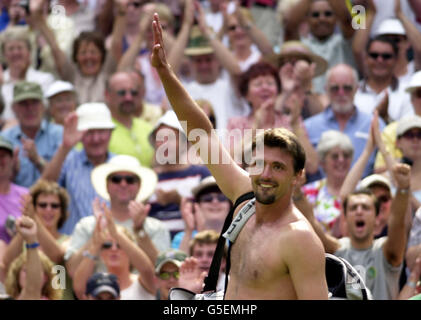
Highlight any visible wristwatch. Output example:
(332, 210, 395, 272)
(82, 250, 98, 261)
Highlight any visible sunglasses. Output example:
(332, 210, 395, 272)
(129, 1, 142, 8)
(311, 10, 333, 18)
(37, 202, 61, 209)
(158, 271, 180, 280)
(228, 25, 239, 31)
(115, 89, 139, 97)
(102, 241, 121, 250)
(329, 85, 354, 94)
(401, 130, 421, 140)
(109, 175, 139, 185)
(368, 52, 394, 60)
(199, 193, 228, 203)
(377, 195, 391, 203)
(412, 89, 421, 99)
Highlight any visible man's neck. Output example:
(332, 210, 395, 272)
(110, 204, 131, 222)
(113, 114, 132, 129)
(87, 153, 108, 167)
(366, 76, 392, 93)
(254, 194, 293, 224)
(0, 179, 11, 194)
(21, 125, 40, 140)
(350, 235, 374, 250)
(333, 108, 355, 131)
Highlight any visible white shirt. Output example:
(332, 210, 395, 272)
(354, 79, 414, 121)
(184, 77, 249, 135)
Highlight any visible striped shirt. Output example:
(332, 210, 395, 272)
(58, 149, 113, 235)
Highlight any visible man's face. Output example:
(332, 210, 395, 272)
(106, 170, 141, 205)
(192, 243, 217, 273)
(197, 191, 230, 222)
(369, 185, 392, 233)
(81, 129, 112, 160)
(250, 146, 299, 205)
(345, 194, 377, 242)
(0, 149, 14, 181)
(365, 41, 397, 79)
(396, 128, 421, 161)
(190, 54, 221, 84)
(308, 1, 336, 40)
(12, 98, 44, 131)
(48, 91, 77, 125)
(410, 88, 421, 115)
(106, 73, 143, 117)
(326, 66, 357, 114)
(89, 292, 119, 300)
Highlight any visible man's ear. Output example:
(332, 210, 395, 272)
(294, 169, 306, 188)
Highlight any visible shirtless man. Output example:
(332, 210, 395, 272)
(151, 14, 328, 300)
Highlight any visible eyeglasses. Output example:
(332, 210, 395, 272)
(115, 89, 139, 97)
(37, 202, 61, 209)
(108, 175, 140, 185)
(228, 25, 239, 31)
(102, 241, 121, 250)
(368, 52, 394, 60)
(401, 130, 421, 140)
(328, 152, 352, 161)
(199, 193, 228, 203)
(158, 271, 179, 280)
(328, 85, 354, 94)
(311, 10, 333, 18)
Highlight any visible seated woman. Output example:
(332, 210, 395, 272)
(30, 0, 126, 104)
(4, 216, 62, 300)
(302, 130, 354, 238)
(2, 180, 73, 299)
(72, 207, 156, 300)
(226, 61, 319, 175)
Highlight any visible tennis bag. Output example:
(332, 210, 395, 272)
(169, 192, 372, 300)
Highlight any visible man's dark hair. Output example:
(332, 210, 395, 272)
(366, 35, 399, 57)
(342, 188, 381, 216)
(251, 128, 306, 174)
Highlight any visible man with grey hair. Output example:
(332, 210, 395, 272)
(301, 130, 354, 237)
(304, 63, 386, 182)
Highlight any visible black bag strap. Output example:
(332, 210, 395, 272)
(202, 191, 255, 293)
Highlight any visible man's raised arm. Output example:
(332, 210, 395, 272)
(150, 14, 251, 202)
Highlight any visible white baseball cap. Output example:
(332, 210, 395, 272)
(45, 81, 75, 98)
(405, 70, 421, 93)
(374, 18, 406, 36)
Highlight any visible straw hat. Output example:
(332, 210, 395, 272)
(266, 41, 328, 77)
(91, 155, 158, 202)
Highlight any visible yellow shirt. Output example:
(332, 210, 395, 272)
(374, 121, 402, 170)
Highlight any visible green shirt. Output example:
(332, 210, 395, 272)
(108, 118, 154, 168)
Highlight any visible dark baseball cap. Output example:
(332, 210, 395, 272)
(13, 81, 43, 104)
(86, 273, 120, 299)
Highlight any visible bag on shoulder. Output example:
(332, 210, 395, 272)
(325, 253, 372, 300)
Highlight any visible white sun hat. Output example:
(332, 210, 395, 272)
(91, 155, 158, 202)
(76, 102, 115, 131)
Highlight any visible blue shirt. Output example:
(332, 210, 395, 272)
(304, 106, 385, 180)
(58, 149, 113, 235)
(1, 120, 63, 188)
